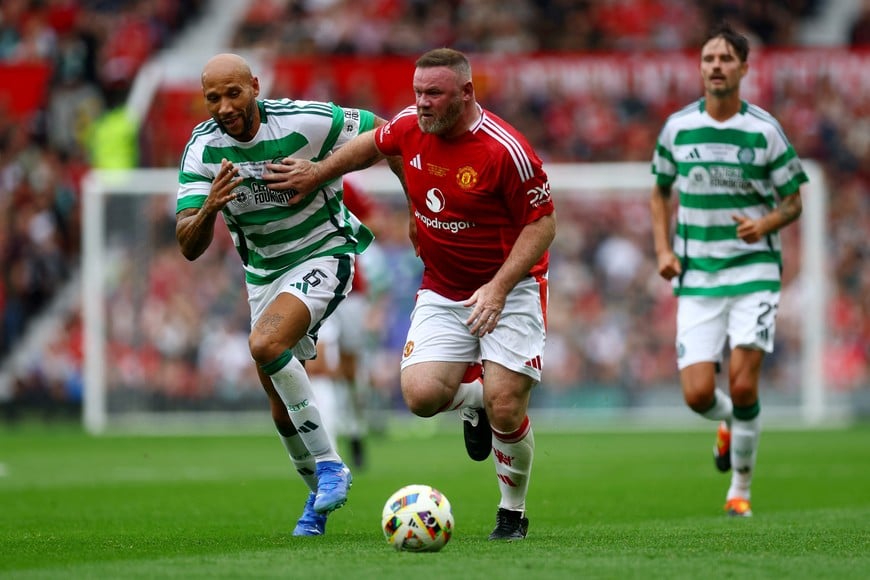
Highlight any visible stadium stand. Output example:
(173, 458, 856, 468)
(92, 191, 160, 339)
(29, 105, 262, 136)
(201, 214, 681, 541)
(0, 0, 204, 419)
(1, 0, 867, 422)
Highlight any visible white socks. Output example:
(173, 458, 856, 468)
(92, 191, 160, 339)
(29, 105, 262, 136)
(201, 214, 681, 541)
(728, 415, 760, 501)
(268, 354, 341, 464)
(491, 416, 534, 513)
(702, 388, 734, 423)
(278, 431, 317, 492)
(442, 363, 484, 412)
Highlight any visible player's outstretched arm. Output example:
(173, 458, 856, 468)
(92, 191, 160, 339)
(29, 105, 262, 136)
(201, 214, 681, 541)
(263, 131, 383, 201)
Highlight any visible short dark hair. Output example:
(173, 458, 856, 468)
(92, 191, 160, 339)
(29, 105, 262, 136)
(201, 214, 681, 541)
(415, 48, 471, 81)
(704, 22, 750, 62)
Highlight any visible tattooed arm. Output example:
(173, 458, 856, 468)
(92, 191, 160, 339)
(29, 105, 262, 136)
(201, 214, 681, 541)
(733, 191, 803, 244)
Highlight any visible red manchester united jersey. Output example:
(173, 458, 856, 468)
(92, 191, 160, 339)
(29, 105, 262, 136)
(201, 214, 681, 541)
(375, 105, 554, 301)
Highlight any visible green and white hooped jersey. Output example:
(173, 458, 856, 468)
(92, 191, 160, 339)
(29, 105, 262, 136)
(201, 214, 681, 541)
(177, 99, 376, 285)
(651, 98, 808, 297)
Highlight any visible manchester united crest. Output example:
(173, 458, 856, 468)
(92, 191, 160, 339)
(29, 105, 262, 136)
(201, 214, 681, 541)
(456, 166, 478, 189)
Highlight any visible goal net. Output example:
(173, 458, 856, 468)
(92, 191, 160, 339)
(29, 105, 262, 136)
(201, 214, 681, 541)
(81, 162, 834, 434)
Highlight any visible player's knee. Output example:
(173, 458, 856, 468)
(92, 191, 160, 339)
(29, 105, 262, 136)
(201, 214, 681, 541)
(401, 390, 438, 417)
(486, 397, 526, 432)
(400, 382, 445, 418)
(248, 331, 286, 365)
(684, 389, 715, 413)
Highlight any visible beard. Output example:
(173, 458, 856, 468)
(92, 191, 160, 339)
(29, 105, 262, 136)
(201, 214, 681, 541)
(704, 75, 739, 98)
(219, 100, 258, 140)
(418, 97, 463, 135)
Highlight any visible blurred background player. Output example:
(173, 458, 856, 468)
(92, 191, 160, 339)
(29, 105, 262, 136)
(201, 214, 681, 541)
(310, 176, 377, 470)
(650, 23, 806, 518)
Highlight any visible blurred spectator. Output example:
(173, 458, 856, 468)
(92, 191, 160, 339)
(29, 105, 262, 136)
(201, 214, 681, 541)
(0, 0, 202, 421)
(1, 0, 868, 423)
(231, 0, 828, 55)
(87, 85, 139, 169)
(850, 0, 870, 45)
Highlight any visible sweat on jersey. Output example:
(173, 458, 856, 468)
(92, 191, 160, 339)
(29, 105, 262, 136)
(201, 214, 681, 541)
(176, 99, 376, 285)
(651, 98, 808, 297)
(374, 105, 555, 302)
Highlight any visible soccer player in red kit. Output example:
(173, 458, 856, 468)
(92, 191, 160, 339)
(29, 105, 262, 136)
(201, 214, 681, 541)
(264, 48, 556, 541)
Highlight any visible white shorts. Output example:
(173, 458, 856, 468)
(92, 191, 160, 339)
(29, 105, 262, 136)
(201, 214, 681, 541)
(247, 255, 354, 361)
(676, 291, 779, 370)
(401, 276, 548, 382)
(332, 292, 369, 355)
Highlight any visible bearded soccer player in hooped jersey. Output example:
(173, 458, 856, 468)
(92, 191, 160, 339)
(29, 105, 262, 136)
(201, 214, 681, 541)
(175, 53, 404, 538)
(650, 23, 806, 518)
(265, 47, 556, 541)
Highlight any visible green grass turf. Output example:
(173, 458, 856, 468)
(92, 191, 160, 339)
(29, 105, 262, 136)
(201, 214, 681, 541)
(1, 422, 869, 579)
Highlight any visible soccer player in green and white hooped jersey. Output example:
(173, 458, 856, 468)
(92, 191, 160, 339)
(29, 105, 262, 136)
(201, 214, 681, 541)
(650, 23, 806, 518)
(176, 53, 404, 536)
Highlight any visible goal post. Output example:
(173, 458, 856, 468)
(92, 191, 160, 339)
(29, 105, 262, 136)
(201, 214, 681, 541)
(82, 170, 182, 434)
(81, 162, 832, 434)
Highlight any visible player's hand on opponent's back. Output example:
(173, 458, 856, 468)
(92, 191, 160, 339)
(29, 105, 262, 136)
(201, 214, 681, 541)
(263, 157, 321, 204)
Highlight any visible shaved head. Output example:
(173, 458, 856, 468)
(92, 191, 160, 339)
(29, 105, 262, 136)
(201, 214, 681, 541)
(202, 53, 253, 86)
(200, 53, 261, 141)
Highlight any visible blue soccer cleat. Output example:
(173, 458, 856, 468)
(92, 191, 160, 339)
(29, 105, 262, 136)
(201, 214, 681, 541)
(313, 461, 352, 514)
(292, 491, 327, 536)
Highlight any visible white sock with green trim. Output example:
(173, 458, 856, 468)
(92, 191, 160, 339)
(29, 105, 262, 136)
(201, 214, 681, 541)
(268, 355, 341, 464)
(278, 431, 317, 492)
(702, 388, 734, 424)
(727, 414, 761, 501)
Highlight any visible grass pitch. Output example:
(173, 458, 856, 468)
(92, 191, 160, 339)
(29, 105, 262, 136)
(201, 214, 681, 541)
(1, 421, 869, 579)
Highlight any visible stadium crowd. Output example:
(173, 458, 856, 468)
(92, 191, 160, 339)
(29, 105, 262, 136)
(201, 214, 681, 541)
(232, 0, 824, 55)
(0, 0, 204, 418)
(1, 0, 868, 422)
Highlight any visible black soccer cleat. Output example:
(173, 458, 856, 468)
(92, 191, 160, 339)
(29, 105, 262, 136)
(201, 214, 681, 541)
(460, 407, 492, 461)
(350, 437, 365, 470)
(488, 508, 529, 541)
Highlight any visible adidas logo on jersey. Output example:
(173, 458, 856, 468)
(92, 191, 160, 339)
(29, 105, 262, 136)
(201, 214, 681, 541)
(410, 154, 422, 170)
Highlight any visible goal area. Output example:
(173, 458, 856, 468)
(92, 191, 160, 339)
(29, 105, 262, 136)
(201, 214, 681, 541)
(81, 162, 834, 434)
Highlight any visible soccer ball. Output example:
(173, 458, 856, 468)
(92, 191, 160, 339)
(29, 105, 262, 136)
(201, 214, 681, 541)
(381, 484, 454, 552)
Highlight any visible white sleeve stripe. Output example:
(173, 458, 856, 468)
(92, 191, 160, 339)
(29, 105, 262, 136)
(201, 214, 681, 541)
(480, 117, 534, 182)
(394, 106, 417, 121)
(481, 116, 533, 178)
